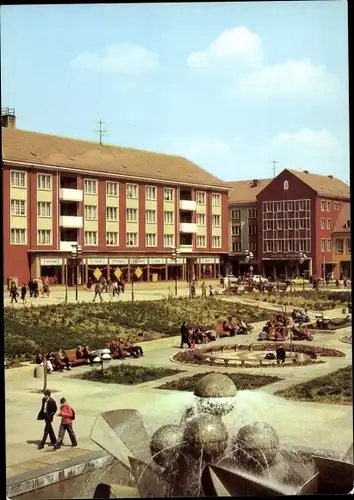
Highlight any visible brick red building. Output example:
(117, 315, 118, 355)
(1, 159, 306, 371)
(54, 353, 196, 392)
(257, 169, 350, 279)
(2, 112, 229, 286)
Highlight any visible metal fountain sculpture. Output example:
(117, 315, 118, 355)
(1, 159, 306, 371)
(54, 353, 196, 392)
(90, 373, 353, 498)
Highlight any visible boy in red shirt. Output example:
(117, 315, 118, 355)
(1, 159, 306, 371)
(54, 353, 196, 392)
(53, 397, 78, 449)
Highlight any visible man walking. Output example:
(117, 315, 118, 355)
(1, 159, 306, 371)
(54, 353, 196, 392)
(180, 321, 191, 348)
(20, 283, 27, 304)
(93, 282, 103, 302)
(37, 389, 57, 449)
(53, 397, 78, 449)
(201, 281, 207, 299)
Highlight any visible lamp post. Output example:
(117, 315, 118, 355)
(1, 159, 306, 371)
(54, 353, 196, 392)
(299, 252, 308, 291)
(71, 243, 83, 301)
(64, 258, 68, 304)
(245, 250, 254, 288)
(171, 247, 181, 296)
(92, 349, 112, 373)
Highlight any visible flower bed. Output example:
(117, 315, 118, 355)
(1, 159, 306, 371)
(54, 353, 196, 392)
(158, 372, 282, 391)
(4, 299, 268, 358)
(307, 318, 352, 331)
(245, 291, 350, 311)
(276, 366, 352, 404)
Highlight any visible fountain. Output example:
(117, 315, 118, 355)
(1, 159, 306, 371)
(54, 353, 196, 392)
(89, 373, 354, 497)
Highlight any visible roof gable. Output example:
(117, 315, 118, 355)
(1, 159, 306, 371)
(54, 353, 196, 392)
(286, 169, 350, 200)
(228, 178, 272, 204)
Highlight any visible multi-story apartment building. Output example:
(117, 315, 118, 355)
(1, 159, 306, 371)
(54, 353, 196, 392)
(256, 169, 350, 279)
(2, 111, 229, 285)
(331, 203, 351, 279)
(228, 178, 271, 275)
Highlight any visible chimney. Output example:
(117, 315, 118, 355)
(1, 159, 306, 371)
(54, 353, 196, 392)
(328, 175, 334, 179)
(251, 179, 259, 187)
(1, 107, 16, 129)
(303, 170, 309, 174)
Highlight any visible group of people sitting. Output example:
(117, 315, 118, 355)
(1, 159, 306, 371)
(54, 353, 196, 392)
(258, 312, 289, 341)
(35, 349, 71, 372)
(180, 322, 217, 348)
(291, 309, 310, 324)
(107, 338, 144, 359)
(220, 318, 252, 337)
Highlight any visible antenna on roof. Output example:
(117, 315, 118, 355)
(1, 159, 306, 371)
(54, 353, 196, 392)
(94, 119, 107, 145)
(269, 158, 279, 178)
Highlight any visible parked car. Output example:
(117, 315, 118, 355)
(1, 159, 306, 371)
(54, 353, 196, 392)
(252, 275, 268, 284)
(224, 275, 238, 287)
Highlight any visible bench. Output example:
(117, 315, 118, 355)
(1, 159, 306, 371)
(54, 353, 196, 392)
(64, 349, 89, 367)
(106, 343, 133, 359)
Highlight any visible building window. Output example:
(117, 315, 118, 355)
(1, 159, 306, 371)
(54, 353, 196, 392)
(265, 240, 274, 252)
(299, 219, 306, 229)
(127, 232, 138, 247)
(212, 214, 221, 226)
(276, 240, 284, 252)
(248, 208, 257, 218)
(334, 202, 337, 210)
(232, 241, 241, 252)
(212, 193, 221, 206)
(249, 241, 256, 252)
(37, 173, 52, 190)
(37, 201, 51, 217)
(106, 206, 118, 221)
(106, 232, 118, 246)
(249, 224, 257, 234)
(146, 233, 157, 247)
(297, 200, 305, 211)
(320, 218, 325, 229)
(126, 183, 138, 198)
(212, 235, 221, 247)
(347, 239, 351, 253)
(107, 182, 119, 197)
(164, 211, 174, 224)
(164, 234, 174, 248)
(287, 201, 294, 211)
(232, 225, 240, 236)
(196, 191, 206, 204)
(37, 229, 52, 245)
(336, 239, 344, 254)
(276, 220, 283, 230)
(264, 220, 272, 230)
(287, 240, 295, 252)
(164, 188, 174, 201)
(197, 235, 206, 247)
(327, 219, 331, 229)
(146, 209, 157, 223)
(284, 180, 289, 190)
(84, 205, 97, 220)
(11, 228, 26, 245)
(326, 201, 331, 211)
(11, 199, 26, 216)
(321, 238, 326, 252)
(126, 208, 138, 222)
(10, 170, 26, 188)
(288, 219, 293, 229)
(327, 239, 331, 252)
(85, 231, 98, 246)
(231, 209, 240, 219)
(299, 240, 306, 252)
(196, 213, 206, 226)
(84, 179, 97, 195)
(321, 200, 325, 211)
(264, 202, 272, 212)
(146, 186, 156, 200)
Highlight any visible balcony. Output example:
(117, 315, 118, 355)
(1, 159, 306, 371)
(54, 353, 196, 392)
(60, 241, 78, 252)
(59, 216, 83, 229)
(179, 200, 196, 211)
(60, 188, 83, 202)
(180, 245, 193, 253)
(180, 222, 197, 233)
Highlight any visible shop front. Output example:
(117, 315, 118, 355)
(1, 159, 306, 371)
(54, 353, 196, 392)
(197, 257, 220, 280)
(148, 258, 167, 281)
(167, 257, 185, 281)
(109, 258, 129, 282)
(86, 258, 110, 284)
(261, 255, 312, 280)
(129, 257, 149, 282)
(40, 258, 63, 285)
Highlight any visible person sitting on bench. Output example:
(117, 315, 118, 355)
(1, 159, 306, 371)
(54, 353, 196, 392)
(76, 346, 84, 360)
(118, 338, 141, 358)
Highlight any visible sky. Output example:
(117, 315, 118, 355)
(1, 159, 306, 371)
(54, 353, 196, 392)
(1, 1, 349, 182)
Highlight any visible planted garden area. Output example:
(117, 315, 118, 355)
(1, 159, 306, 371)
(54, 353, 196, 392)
(245, 291, 351, 311)
(75, 364, 184, 385)
(159, 372, 282, 391)
(276, 366, 352, 404)
(4, 298, 269, 358)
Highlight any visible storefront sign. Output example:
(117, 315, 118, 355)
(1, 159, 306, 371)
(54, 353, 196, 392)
(263, 254, 304, 261)
(87, 258, 109, 265)
(149, 258, 166, 265)
(130, 258, 148, 265)
(167, 258, 185, 265)
(109, 258, 129, 265)
(40, 258, 63, 266)
(198, 257, 215, 264)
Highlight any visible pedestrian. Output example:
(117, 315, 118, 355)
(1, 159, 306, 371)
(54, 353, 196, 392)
(201, 281, 206, 299)
(93, 282, 103, 302)
(190, 281, 196, 298)
(276, 346, 286, 365)
(121, 279, 125, 293)
(10, 284, 19, 303)
(53, 397, 78, 449)
(112, 281, 119, 297)
(180, 321, 191, 348)
(20, 283, 27, 303)
(209, 285, 214, 298)
(37, 389, 57, 449)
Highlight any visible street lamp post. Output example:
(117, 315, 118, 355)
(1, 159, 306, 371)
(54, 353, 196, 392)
(299, 252, 307, 291)
(245, 250, 254, 288)
(171, 247, 181, 296)
(71, 244, 83, 301)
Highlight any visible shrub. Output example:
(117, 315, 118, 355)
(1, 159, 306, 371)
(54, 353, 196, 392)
(75, 364, 184, 385)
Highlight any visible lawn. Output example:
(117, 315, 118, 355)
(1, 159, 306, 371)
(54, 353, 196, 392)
(158, 371, 282, 391)
(75, 364, 184, 385)
(4, 298, 269, 358)
(246, 290, 350, 311)
(276, 366, 352, 404)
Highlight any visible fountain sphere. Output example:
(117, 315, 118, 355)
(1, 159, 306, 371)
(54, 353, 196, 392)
(183, 413, 228, 459)
(194, 373, 237, 398)
(232, 421, 280, 468)
(149, 424, 183, 467)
